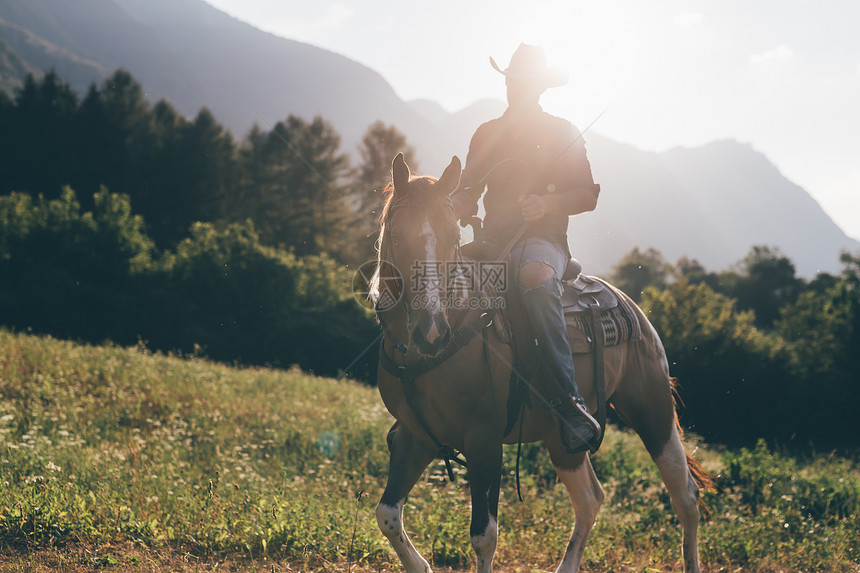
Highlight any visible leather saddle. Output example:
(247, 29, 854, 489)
(561, 271, 620, 314)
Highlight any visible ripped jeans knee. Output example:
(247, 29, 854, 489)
(519, 271, 564, 299)
(511, 238, 567, 294)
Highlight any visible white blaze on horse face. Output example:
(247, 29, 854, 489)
(420, 216, 443, 343)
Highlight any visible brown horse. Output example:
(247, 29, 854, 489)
(373, 153, 710, 573)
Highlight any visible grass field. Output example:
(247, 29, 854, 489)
(1, 328, 858, 572)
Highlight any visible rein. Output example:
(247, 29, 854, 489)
(376, 191, 501, 481)
(378, 306, 496, 481)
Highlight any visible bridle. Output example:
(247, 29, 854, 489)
(375, 190, 498, 480)
(376, 191, 466, 348)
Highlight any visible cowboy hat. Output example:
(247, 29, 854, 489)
(490, 43, 569, 88)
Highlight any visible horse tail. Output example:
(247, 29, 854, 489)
(684, 442, 715, 494)
(670, 377, 716, 494)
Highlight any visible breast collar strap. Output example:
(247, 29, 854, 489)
(376, 197, 501, 481)
(377, 302, 496, 483)
(377, 304, 495, 382)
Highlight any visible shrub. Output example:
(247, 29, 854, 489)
(0, 189, 379, 380)
(0, 187, 154, 341)
(141, 220, 378, 378)
(641, 280, 802, 444)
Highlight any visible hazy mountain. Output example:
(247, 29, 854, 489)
(415, 99, 859, 277)
(572, 136, 859, 277)
(409, 97, 507, 159)
(0, 0, 856, 277)
(408, 99, 451, 125)
(0, 16, 104, 95)
(0, 0, 445, 163)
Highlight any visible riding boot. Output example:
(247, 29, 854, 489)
(520, 275, 601, 453)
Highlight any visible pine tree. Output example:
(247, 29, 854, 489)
(237, 115, 356, 259)
(343, 121, 419, 262)
(353, 121, 418, 228)
(148, 107, 237, 244)
(3, 71, 79, 196)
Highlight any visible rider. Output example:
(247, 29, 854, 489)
(452, 44, 602, 453)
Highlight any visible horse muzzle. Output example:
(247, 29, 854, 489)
(411, 309, 451, 357)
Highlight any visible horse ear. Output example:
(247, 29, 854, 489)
(437, 156, 461, 194)
(392, 153, 410, 194)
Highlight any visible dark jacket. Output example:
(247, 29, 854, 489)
(458, 104, 596, 253)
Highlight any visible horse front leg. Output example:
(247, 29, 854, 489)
(548, 448, 605, 573)
(465, 438, 503, 573)
(376, 424, 435, 573)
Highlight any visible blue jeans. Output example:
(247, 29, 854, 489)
(510, 238, 582, 401)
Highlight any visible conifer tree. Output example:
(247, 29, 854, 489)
(352, 120, 417, 230)
(237, 115, 356, 259)
(4, 71, 79, 196)
(344, 121, 419, 262)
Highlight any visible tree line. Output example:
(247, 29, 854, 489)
(1, 69, 858, 448)
(0, 69, 420, 380)
(0, 69, 417, 260)
(612, 246, 860, 448)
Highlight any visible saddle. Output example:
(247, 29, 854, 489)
(561, 274, 620, 314)
(460, 242, 638, 354)
(455, 243, 642, 456)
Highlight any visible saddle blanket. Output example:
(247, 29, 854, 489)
(564, 280, 642, 354)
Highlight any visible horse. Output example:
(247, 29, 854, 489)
(372, 153, 710, 573)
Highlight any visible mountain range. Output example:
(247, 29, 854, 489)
(1, 0, 856, 277)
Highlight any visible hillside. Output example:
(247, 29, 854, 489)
(1, 328, 859, 572)
(0, 0, 856, 276)
(0, 0, 444, 163)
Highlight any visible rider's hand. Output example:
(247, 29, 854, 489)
(519, 194, 547, 223)
(452, 192, 478, 226)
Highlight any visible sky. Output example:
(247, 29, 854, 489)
(203, 0, 860, 241)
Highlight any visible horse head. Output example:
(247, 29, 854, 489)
(380, 152, 462, 357)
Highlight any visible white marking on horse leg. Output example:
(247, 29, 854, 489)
(554, 459, 604, 573)
(471, 516, 498, 573)
(376, 499, 432, 573)
(653, 427, 701, 573)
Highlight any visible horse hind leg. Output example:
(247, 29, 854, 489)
(547, 448, 605, 573)
(613, 380, 703, 573)
(376, 425, 435, 573)
(652, 421, 703, 573)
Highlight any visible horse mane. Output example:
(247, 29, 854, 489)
(378, 181, 397, 227)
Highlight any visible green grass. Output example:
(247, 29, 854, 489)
(1, 328, 858, 572)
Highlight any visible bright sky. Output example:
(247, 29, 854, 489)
(204, 0, 860, 241)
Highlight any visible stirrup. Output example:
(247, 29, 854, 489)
(552, 396, 600, 454)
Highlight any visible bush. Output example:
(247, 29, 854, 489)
(0, 187, 154, 341)
(141, 221, 378, 378)
(641, 280, 803, 445)
(0, 188, 379, 380)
